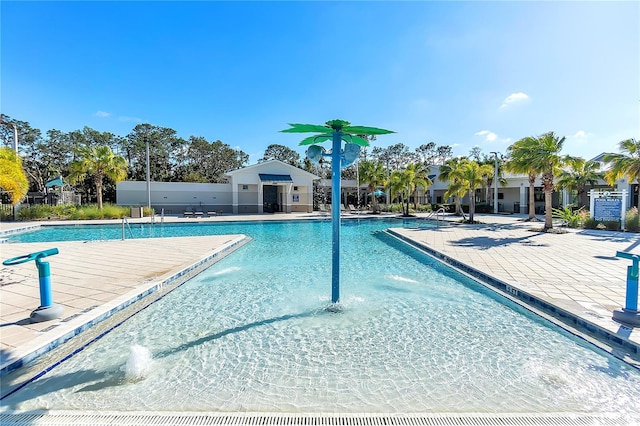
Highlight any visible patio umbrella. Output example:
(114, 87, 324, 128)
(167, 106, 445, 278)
(45, 176, 64, 188)
(373, 190, 385, 196)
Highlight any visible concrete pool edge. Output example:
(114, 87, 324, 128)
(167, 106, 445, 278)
(0, 235, 251, 382)
(385, 229, 640, 367)
(1, 410, 639, 426)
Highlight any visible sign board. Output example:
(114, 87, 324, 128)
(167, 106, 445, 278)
(589, 189, 628, 230)
(593, 198, 622, 221)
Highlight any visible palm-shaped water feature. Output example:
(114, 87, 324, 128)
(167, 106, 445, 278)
(281, 119, 394, 304)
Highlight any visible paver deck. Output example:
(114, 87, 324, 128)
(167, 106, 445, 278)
(1, 212, 639, 383)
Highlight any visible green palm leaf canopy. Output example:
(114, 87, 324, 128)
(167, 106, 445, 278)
(280, 120, 395, 147)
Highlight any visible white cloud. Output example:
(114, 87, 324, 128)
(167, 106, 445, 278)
(499, 92, 529, 110)
(475, 130, 498, 142)
(571, 130, 590, 138)
(94, 110, 111, 118)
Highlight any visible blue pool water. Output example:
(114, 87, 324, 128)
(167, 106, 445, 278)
(2, 219, 640, 414)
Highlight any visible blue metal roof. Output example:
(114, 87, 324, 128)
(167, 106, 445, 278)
(259, 173, 293, 182)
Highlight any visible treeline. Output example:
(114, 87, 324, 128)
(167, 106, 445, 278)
(1, 113, 456, 195)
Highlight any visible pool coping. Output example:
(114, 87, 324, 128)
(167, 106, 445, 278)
(385, 229, 640, 367)
(0, 234, 251, 383)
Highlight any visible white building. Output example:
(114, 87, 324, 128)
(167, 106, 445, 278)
(116, 160, 319, 215)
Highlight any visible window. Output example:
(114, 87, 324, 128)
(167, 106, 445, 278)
(242, 185, 248, 190)
(293, 186, 298, 191)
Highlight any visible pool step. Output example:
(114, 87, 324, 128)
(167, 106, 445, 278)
(1, 412, 637, 426)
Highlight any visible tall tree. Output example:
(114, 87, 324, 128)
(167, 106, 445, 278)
(358, 160, 387, 213)
(1, 114, 45, 191)
(435, 145, 453, 165)
(512, 132, 566, 230)
(469, 146, 483, 162)
(556, 157, 603, 208)
(604, 138, 640, 208)
(125, 124, 185, 182)
(438, 157, 466, 215)
(68, 145, 128, 209)
(0, 147, 29, 205)
(260, 143, 301, 167)
(175, 136, 247, 183)
(457, 159, 494, 222)
(505, 137, 540, 221)
(389, 163, 432, 216)
(415, 142, 437, 165)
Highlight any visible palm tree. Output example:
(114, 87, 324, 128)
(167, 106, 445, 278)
(407, 162, 432, 210)
(68, 145, 128, 209)
(438, 157, 466, 216)
(556, 157, 603, 208)
(358, 160, 386, 213)
(0, 147, 29, 205)
(457, 159, 493, 222)
(389, 169, 410, 216)
(505, 137, 540, 222)
(390, 163, 433, 216)
(604, 138, 640, 208)
(517, 132, 566, 230)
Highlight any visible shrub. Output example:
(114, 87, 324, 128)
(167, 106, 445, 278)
(551, 205, 584, 228)
(626, 207, 640, 232)
(582, 217, 599, 229)
(17, 203, 133, 221)
(603, 220, 621, 231)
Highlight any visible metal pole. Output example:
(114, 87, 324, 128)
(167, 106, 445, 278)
(12, 124, 18, 154)
(331, 131, 342, 304)
(386, 156, 390, 206)
(356, 163, 360, 210)
(146, 139, 151, 210)
(491, 152, 498, 214)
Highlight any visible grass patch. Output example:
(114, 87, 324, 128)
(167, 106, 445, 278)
(17, 204, 152, 221)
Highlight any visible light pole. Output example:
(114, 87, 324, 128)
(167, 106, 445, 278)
(11, 124, 18, 154)
(146, 138, 151, 210)
(490, 151, 499, 214)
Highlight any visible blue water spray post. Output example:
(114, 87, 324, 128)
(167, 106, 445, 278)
(3, 248, 64, 323)
(281, 120, 394, 305)
(613, 251, 640, 326)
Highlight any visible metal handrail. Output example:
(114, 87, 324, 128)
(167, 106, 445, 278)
(424, 207, 446, 226)
(121, 217, 135, 240)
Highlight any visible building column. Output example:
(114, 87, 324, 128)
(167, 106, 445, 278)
(258, 183, 264, 213)
(519, 184, 527, 214)
(231, 178, 239, 214)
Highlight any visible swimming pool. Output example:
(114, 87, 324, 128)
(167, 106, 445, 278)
(2, 219, 640, 415)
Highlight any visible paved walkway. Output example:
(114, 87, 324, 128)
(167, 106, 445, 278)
(1, 212, 638, 381)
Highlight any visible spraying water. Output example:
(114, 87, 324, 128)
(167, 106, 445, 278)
(123, 344, 153, 382)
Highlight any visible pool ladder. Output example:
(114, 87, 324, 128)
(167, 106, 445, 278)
(423, 206, 446, 226)
(121, 217, 134, 240)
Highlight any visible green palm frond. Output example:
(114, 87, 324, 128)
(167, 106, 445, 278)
(299, 134, 332, 146)
(280, 123, 332, 133)
(342, 135, 370, 147)
(343, 125, 395, 136)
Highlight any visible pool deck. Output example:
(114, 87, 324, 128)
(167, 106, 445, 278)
(1, 212, 639, 381)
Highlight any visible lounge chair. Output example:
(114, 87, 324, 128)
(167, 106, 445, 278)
(348, 204, 357, 213)
(183, 210, 194, 218)
(194, 209, 204, 218)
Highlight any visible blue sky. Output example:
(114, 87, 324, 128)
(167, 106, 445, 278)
(2, 1, 638, 163)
